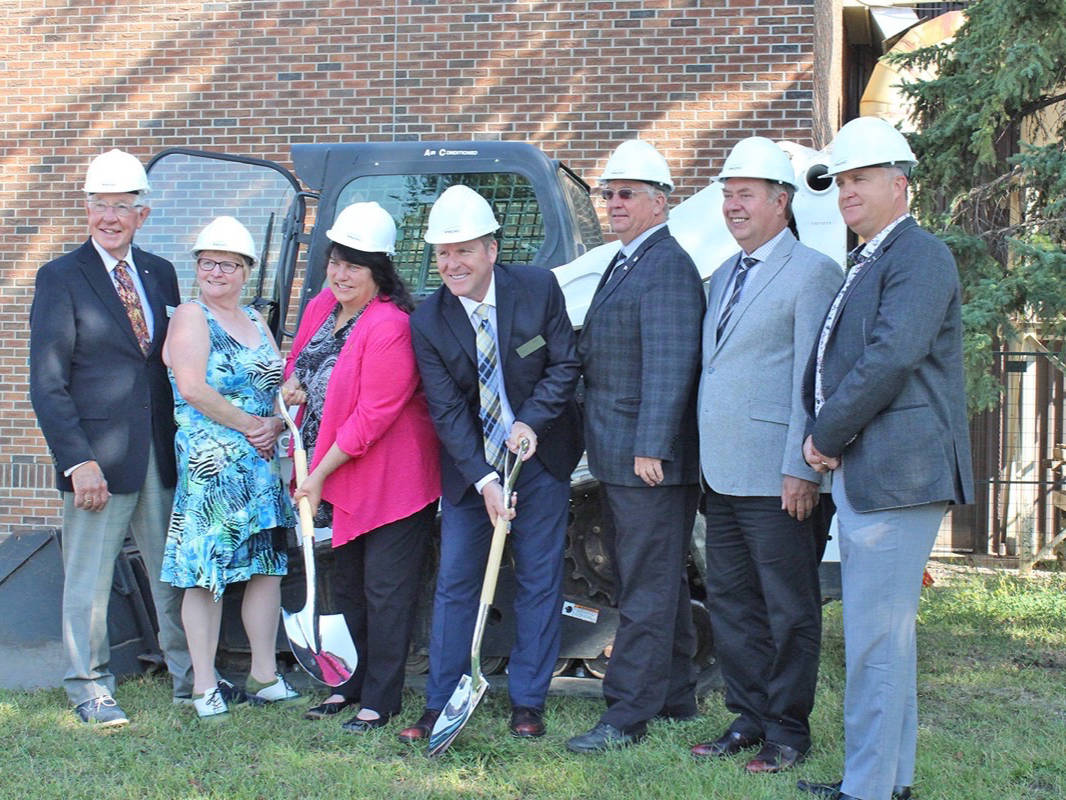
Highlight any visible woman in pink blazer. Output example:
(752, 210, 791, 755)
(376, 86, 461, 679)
(281, 202, 440, 732)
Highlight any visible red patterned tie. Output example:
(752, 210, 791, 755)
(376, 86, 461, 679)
(113, 260, 151, 355)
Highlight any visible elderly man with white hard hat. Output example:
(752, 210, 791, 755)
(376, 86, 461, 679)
(401, 185, 582, 743)
(797, 117, 974, 800)
(688, 137, 841, 773)
(568, 139, 705, 753)
(29, 149, 192, 726)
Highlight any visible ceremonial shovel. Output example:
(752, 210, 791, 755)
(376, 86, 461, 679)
(428, 439, 529, 756)
(277, 396, 359, 686)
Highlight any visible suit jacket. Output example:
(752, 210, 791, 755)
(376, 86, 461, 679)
(577, 225, 705, 487)
(699, 231, 842, 496)
(410, 263, 583, 505)
(802, 218, 975, 512)
(29, 239, 181, 493)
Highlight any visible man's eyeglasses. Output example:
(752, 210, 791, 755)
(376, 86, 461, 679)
(196, 258, 243, 274)
(599, 187, 652, 202)
(87, 201, 142, 218)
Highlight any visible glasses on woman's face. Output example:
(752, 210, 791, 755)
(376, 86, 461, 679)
(196, 257, 243, 274)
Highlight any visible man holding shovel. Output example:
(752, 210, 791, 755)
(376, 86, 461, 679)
(405, 185, 583, 743)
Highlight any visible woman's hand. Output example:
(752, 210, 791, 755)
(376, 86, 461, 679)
(245, 414, 284, 456)
(293, 471, 325, 518)
(281, 376, 306, 406)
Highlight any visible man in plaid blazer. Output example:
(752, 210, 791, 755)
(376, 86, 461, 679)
(567, 140, 705, 753)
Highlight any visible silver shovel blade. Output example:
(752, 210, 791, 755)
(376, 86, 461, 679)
(282, 607, 358, 687)
(427, 671, 489, 756)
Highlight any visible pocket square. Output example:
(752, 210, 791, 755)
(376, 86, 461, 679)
(516, 335, 546, 358)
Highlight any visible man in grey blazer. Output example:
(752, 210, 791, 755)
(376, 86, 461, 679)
(689, 138, 842, 773)
(567, 140, 705, 753)
(798, 118, 974, 800)
(29, 150, 191, 727)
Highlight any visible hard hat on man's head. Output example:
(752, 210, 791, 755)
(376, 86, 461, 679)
(424, 185, 500, 245)
(193, 216, 257, 265)
(717, 137, 797, 189)
(327, 201, 397, 255)
(83, 149, 150, 194)
(827, 117, 917, 176)
(600, 139, 674, 192)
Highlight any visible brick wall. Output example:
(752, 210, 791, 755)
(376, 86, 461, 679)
(1, 0, 832, 531)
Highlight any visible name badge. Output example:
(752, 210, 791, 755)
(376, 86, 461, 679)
(516, 335, 546, 358)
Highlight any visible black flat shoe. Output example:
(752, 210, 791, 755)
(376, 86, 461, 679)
(304, 698, 356, 720)
(341, 712, 391, 733)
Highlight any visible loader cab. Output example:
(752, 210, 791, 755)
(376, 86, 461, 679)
(142, 142, 602, 343)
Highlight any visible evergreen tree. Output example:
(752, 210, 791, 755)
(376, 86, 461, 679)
(894, 0, 1066, 411)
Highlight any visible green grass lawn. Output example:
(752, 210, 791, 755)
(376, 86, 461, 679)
(2, 570, 1064, 800)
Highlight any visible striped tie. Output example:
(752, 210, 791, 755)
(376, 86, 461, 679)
(113, 260, 151, 355)
(716, 256, 757, 339)
(474, 304, 508, 475)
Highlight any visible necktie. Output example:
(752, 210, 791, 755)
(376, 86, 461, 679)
(716, 256, 757, 339)
(602, 250, 629, 285)
(474, 304, 508, 475)
(113, 260, 151, 355)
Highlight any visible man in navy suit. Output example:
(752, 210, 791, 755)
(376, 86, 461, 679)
(568, 140, 705, 753)
(798, 118, 974, 800)
(402, 185, 582, 742)
(29, 149, 191, 726)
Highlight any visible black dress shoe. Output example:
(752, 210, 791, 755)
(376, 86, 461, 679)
(566, 721, 645, 753)
(797, 779, 912, 799)
(690, 729, 762, 758)
(304, 698, 356, 720)
(744, 740, 807, 773)
(397, 708, 440, 743)
(341, 712, 391, 733)
(509, 706, 546, 738)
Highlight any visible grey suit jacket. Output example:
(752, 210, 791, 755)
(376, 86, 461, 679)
(802, 218, 975, 512)
(577, 225, 705, 487)
(699, 231, 842, 497)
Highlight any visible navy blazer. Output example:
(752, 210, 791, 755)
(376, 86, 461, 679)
(29, 239, 181, 494)
(410, 263, 583, 505)
(577, 226, 705, 487)
(803, 218, 974, 512)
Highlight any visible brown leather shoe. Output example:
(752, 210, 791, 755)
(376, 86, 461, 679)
(397, 708, 440, 743)
(745, 740, 808, 773)
(690, 729, 762, 758)
(509, 706, 546, 738)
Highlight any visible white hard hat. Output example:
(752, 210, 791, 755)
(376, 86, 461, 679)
(600, 139, 674, 192)
(424, 185, 500, 244)
(83, 149, 150, 194)
(192, 216, 257, 265)
(827, 117, 917, 176)
(326, 201, 397, 255)
(717, 137, 798, 189)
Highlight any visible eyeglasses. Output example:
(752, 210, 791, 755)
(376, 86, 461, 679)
(87, 201, 142, 218)
(196, 258, 243, 274)
(599, 187, 653, 202)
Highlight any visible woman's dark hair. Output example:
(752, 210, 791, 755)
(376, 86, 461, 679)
(330, 243, 415, 313)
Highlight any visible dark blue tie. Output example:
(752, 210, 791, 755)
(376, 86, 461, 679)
(716, 256, 757, 339)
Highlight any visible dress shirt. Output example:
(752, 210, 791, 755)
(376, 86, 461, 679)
(458, 275, 517, 493)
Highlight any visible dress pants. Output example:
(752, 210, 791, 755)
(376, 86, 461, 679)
(425, 456, 569, 710)
(330, 502, 435, 715)
(833, 465, 946, 800)
(599, 482, 699, 733)
(60, 443, 192, 705)
(703, 490, 822, 751)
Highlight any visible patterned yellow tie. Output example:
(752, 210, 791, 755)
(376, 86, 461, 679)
(113, 260, 151, 355)
(474, 303, 507, 474)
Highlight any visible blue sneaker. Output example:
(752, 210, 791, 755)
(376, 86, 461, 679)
(74, 695, 129, 728)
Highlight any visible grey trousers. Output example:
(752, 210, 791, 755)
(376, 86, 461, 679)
(60, 444, 192, 705)
(833, 465, 946, 800)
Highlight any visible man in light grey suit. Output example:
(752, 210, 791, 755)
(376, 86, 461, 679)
(798, 117, 974, 800)
(688, 138, 841, 773)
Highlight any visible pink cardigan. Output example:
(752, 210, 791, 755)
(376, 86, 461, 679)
(285, 289, 441, 547)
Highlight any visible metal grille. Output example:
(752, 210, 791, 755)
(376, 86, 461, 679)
(336, 172, 545, 296)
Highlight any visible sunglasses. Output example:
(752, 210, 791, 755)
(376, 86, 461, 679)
(599, 187, 653, 202)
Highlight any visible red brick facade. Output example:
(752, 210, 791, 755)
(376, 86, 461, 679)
(1, 0, 832, 530)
